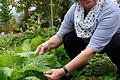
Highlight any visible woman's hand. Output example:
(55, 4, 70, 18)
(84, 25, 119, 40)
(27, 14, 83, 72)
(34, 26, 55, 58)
(35, 35, 63, 55)
(44, 68, 65, 80)
(35, 41, 50, 55)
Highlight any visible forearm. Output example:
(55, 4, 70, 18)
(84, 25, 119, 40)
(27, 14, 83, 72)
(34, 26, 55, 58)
(64, 47, 95, 73)
(46, 35, 63, 49)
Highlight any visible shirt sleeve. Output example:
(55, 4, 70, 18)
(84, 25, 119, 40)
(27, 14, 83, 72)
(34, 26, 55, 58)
(87, 10, 120, 52)
(56, 4, 76, 37)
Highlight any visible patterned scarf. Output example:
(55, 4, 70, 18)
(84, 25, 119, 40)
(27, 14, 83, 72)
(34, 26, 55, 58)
(74, 0, 104, 38)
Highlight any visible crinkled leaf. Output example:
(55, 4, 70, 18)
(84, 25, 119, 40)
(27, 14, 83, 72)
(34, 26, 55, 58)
(3, 67, 13, 77)
(20, 54, 62, 73)
(21, 64, 50, 73)
(21, 39, 31, 52)
(24, 76, 40, 80)
(0, 67, 13, 80)
(17, 52, 36, 57)
(31, 36, 43, 51)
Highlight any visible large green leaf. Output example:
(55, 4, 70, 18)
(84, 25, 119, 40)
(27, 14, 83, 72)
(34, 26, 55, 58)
(0, 67, 13, 80)
(21, 39, 31, 52)
(31, 36, 43, 51)
(17, 52, 35, 57)
(24, 76, 40, 80)
(20, 53, 62, 73)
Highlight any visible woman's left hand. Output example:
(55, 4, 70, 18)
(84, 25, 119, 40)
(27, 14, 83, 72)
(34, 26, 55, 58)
(44, 68, 65, 80)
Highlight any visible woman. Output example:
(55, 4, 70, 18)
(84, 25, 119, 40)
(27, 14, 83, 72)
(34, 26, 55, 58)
(36, 0, 120, 79)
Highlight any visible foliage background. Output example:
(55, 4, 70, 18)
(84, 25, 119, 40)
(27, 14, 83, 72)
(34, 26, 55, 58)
(0, 0, 120, 80)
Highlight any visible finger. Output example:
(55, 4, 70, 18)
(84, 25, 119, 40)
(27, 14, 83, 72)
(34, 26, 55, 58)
(44, 69, 53, 74)
(44, 74, 53, 80)
(44, 72, 52, 75)
(44, 70, 54, 80)
(35, 45, 44, 55)
(35, 46, 41, 54)
(39, 46, 44, 54)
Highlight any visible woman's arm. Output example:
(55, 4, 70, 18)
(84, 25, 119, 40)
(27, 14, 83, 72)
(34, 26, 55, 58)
(87, 10, 120, 52)
(46, 35, 63, 49)
(44, 47, 95, 80)
(64, 47, 95, 73)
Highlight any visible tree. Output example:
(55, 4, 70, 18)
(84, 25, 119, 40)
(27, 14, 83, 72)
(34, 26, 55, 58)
(0, 0, 12, 25)
(12, 0, 71, 24)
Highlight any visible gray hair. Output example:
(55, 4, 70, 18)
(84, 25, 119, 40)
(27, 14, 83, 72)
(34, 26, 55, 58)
(71, 0, 78, 3)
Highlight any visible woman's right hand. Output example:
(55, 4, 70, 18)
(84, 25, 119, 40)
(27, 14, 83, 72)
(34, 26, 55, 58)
(35, 41, 50, 55)
(35, 35, 63, 55)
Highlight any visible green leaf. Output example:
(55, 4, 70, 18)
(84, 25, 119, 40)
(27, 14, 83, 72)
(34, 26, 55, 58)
(31, 36, 43, 51)
(17, 52, 36, 57)
(0, 67, 13, 80)
(3, 67, 13, 77)
(24, 76, 40, 80)
(20, 53, 62, 73)
(21, 39, 31, 52)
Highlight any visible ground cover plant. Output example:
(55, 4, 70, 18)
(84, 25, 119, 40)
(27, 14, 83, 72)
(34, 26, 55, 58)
(0, 27, 117, 80)
(1, 0, 120, 79)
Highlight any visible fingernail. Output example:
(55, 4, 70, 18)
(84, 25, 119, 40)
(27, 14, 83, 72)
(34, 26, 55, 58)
(40, 52, 43, 54)
(44, 72, 52, 75)
(44, 71, 46, 73)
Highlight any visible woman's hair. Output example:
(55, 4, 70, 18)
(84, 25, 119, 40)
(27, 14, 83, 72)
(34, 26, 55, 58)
(72, 0, 78, 3)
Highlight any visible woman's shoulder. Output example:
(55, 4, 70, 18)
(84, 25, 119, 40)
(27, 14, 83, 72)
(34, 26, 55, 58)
(65, 3, 77, 16)
(101, 0, 120, 13)
(69, 3, 77, 11)
(99, 0, 120, 18)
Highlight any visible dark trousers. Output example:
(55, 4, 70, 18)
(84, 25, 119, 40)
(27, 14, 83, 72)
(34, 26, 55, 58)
(63, 31, 120, 74)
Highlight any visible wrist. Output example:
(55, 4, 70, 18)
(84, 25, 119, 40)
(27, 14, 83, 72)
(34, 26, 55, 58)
(60, 68, 66, 77)
(62, 66, 70, 76)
